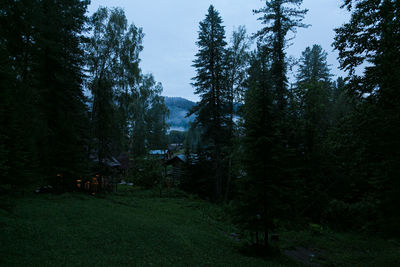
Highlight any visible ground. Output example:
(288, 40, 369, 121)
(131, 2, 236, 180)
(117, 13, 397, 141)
(0, 186, 399, 266)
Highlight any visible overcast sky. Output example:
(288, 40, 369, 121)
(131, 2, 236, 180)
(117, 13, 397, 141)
(88, 0, 350, 102)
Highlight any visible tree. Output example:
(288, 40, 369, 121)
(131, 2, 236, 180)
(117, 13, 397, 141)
(36, 0, 90, 178)
(130, 74, 168, 156)
(233, 0, 308, 248)
(115, 23, 144, 152)
(86, 7, 121, 173)
(293, 45, 333, 220)
(86, 7, 147, 172)
(223, 26, 251, 201)
(233, 46, 275, 248)
(253, 0, 309, 111)
(0, 0, 90, 188)
(189, 5, 229, 200)
(333, 0, 400, 235)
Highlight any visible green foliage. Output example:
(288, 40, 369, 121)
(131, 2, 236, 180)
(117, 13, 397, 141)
(253, 0, 309, 111)
(332, 0, 400, 236)
(291, 44, 334, 221)
(233, 47, 277, 246)
(129, 157, 164, 189)
(189, 5, 230, 200)
(86, 7, 168, 165)
(233, 0, 309, 248)
(0, 0, 90, 186)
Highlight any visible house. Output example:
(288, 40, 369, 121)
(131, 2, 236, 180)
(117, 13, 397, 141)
(90, 154, 121, 169)
(149, 149, 173, 160)
(164, 153, 198, 181)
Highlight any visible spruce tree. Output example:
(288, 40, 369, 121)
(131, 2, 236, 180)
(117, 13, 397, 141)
(233, 0, 308, 248)
(189, 5, 229, 200)
(233, 46, 275, 248)
(294, 45, 333, 219)
(0, 0, 90, 187)
(35, 0, 90, 179)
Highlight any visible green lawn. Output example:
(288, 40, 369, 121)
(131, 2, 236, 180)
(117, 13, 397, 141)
(1, 187, 398, 266)
(0, 187, 293, 266)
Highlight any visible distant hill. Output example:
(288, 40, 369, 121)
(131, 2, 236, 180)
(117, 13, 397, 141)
(164, 97, 196, 131)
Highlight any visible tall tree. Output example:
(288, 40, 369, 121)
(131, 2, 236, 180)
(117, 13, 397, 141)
(294, 44, 333, 219)
(0, 0, 90, 187)
(115, 23, 144, 152)
(86, 7, 144, 172)
(130, 74, 168, 156)
(233, 46, 275, 248)
(333, 0, 400, 235)
(254, 0, 309, 111)
(189, 5, 229, 200)
(223, 26, 251, 201)
(233, 0, 308, 248)
(86, 7, 120, 172)
(36, 0, 90, 178)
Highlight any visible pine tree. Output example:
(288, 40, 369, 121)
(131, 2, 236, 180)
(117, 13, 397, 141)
(189, 5, 229, 200)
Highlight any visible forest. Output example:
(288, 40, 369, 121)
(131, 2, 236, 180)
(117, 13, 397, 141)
(1, 0, 399, 265)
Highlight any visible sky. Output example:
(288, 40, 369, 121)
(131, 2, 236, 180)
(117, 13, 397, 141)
(88, 0, 350, 102)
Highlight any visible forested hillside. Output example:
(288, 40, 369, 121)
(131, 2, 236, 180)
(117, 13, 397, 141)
(164, 97, 195, 131)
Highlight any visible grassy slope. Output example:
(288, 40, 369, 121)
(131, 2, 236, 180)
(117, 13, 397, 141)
(1, 187, 399, 266)
(0, 188, 293, 266)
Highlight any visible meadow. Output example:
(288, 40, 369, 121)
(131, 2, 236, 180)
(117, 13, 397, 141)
(0, 187, 398, 266)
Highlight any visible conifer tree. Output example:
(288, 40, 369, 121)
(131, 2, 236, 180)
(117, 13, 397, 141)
(36, 0, 90, 178)
(234, 0, 308, 248)
(294, 45, 333, 219)
(233, 46, 275, 248)
(333, 0, 400, 234)
(0, 0, 90, 186)
(254, 0, 308, 111)
(189, 5, 229, 200)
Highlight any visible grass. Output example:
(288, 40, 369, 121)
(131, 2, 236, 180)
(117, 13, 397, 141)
(1, 186, 398, 266)
(280, 228, 400, 266)
(0, 186, 294, 266)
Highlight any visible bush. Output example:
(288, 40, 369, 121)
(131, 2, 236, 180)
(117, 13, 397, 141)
(322, 199, 378, 231)
(128, 157, 164, 189)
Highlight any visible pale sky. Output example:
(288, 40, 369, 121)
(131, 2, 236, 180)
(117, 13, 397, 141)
(88, 0, 350, 102)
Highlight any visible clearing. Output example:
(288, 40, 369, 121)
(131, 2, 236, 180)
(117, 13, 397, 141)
(0, 187, 398, 266)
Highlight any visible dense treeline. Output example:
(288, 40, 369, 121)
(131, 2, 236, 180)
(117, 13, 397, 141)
(187, 0, 400, 246)
(0, 1, 168, 189)
(0, 0, 90, 188)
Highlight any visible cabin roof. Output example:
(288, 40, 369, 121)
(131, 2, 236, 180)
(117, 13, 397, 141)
(149, 150, 167, 155)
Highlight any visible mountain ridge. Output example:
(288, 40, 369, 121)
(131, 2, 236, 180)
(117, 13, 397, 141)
(163, 96, 196, 131)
